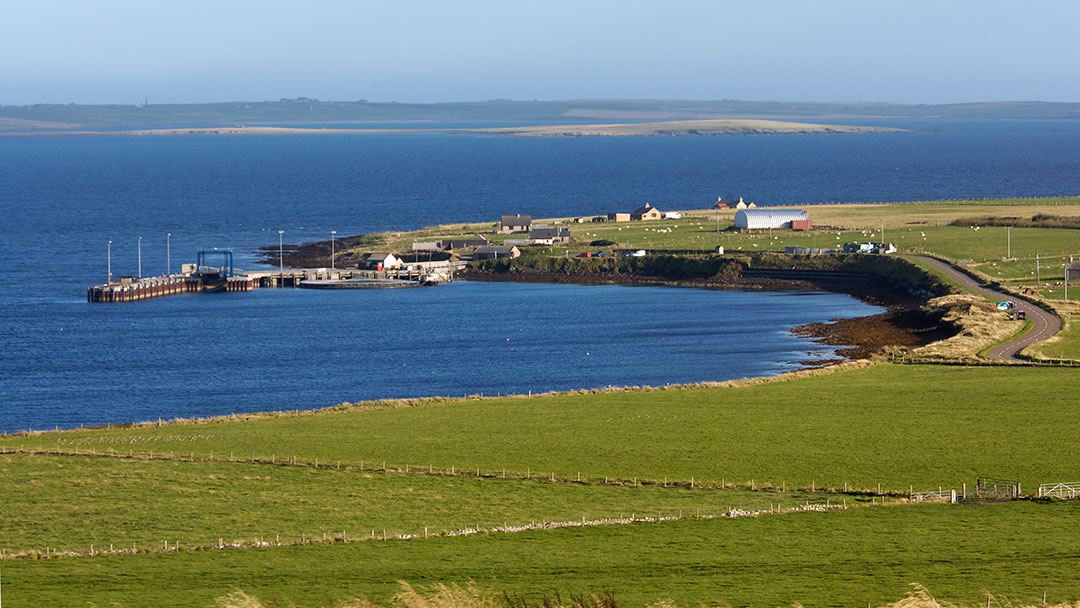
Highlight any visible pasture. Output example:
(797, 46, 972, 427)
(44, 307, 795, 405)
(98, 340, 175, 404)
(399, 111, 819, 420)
(4, 501, 1079, 608)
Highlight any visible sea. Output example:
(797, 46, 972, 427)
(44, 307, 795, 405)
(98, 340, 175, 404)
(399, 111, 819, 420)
(2, 118, 1079, 432)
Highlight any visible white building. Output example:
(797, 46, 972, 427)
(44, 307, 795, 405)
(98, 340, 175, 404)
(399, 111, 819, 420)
(733, 209, 808, 230)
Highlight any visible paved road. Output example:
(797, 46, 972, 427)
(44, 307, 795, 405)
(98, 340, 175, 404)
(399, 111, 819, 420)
(911, 256, 1062, 361)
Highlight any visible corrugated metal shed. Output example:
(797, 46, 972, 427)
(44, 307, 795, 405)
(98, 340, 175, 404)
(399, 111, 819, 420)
(734, 208, 809, 229)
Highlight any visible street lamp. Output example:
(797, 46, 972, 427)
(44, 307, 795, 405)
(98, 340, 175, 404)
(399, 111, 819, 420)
(278, 230, 285, 274)
(167, 233, 172, 275)
(107, 240, 112, 283)
(137, 236, 143, 279)
(330, 230, 337, 270)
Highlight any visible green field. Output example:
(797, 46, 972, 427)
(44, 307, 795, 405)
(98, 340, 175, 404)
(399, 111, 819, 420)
(5, 501, 1079, 608)
(6, 363, 1080, 605)
(1026, 316, 1080, 360)
(0, 454, 830, 556)
(5, 365, 1077, 494)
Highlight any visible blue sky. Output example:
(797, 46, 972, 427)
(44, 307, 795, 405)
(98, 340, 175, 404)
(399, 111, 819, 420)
(2, 0, 1078, 105)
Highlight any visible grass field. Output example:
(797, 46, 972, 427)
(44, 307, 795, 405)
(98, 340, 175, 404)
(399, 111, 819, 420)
(1025, 316, 1080, 360)
(5, 501, 1079, 608)
(0, 453, 830, 556)
(5, 365, 1077, 493)
(353, 198, 1080, 256)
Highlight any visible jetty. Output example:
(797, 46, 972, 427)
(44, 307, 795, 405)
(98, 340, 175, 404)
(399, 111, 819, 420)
(87, 256, 463, 303)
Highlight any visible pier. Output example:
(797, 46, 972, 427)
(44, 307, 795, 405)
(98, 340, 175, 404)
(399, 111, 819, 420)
(88, 261, 463, 303)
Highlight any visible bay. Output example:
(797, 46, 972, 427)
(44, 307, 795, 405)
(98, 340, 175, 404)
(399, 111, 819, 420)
(2, 119, 1079, 431)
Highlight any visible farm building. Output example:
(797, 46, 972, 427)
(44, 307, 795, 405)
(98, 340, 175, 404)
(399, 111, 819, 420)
(474, 245, 521, 260)
(411, 239, 486, 251)
(500, 215, 532, 234)
(441, 239, 487, 250)
(715, 196, 749, 209)
(733, 209, 809, 230)
(631, 202, 663, 221)
(530, 227, 572, 244)
(606, 212, 631, 222)
(362, 253, 402, 270)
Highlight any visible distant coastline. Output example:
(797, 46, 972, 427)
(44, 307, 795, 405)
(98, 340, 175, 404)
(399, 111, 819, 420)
(0, 119, 905, 138)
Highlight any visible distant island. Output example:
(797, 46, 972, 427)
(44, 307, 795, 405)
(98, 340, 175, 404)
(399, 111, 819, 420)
(1, 98, 1079, 132)
(0, 119, 904, 138)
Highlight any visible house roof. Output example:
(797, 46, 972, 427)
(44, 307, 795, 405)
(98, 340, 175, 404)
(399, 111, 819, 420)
(631, 202, 659, 215)
(475, 245, 518, 254)
(530, 227, 570, 238)
(366, 253, 396, 261)
(501, 214, 532, 225)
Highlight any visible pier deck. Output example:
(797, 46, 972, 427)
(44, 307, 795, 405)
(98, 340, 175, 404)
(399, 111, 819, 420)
(87, 262, 463, 303)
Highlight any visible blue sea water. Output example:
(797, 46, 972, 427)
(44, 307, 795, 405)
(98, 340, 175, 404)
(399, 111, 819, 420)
(2, 119, 1080, 431)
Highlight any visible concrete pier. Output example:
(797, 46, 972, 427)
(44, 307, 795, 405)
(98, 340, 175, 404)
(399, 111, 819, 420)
(87, 261, 463, 303)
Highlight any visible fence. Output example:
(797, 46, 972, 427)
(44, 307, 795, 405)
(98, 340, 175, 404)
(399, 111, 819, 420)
(977, 477, 1021, 498)
(1038, 482, 1080, 498)
(910, 489, 956, 503)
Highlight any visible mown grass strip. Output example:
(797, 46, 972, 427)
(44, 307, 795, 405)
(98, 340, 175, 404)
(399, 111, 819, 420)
(5, 501, 1079, 608)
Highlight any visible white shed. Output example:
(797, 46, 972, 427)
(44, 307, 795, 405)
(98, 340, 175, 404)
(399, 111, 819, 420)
(733, 208, 808, 230)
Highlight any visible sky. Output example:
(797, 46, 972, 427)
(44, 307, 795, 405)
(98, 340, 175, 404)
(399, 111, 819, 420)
(2, 0, 1079, 106)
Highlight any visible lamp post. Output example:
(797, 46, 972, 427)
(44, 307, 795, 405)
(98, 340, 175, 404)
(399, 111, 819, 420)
(330, 230, 337, 270)
(278, 230, 285, 274)
(137, 236, 143, 279)
(107, 240, 112, 283)
(167, 233, 172, 275)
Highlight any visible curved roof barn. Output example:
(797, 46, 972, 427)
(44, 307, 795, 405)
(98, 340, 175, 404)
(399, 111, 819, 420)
(733, 208, 808, 229)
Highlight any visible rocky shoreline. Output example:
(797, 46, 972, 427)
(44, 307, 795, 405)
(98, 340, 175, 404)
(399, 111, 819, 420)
(265, 235, 960, 361)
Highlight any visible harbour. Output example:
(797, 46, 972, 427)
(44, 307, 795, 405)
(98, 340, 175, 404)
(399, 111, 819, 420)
(87, 252, 462, 303)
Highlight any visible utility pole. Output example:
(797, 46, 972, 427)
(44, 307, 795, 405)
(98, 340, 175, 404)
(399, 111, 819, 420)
(1007, 226, 1012, 259)
(881, 219, 885, 246)
(167, 233, 172, 275)
(330, 230, 337, 270)
(137, 236, 143, 278)
(278, 230, 285, 275)
(1036, 252, 1040, 284)
(107, 240, 112, 283)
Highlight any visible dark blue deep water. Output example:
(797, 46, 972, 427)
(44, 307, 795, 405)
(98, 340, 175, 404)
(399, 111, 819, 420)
(3, 119, 1080, 431)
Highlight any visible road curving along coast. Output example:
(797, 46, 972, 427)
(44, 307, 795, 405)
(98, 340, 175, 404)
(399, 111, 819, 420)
(910, 255, 1062, 361)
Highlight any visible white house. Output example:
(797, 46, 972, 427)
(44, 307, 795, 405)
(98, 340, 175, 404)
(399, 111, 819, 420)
(362, 253, 402, 269)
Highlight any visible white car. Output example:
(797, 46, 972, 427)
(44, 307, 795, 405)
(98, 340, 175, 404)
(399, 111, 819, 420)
(626, 249, 647, 257)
